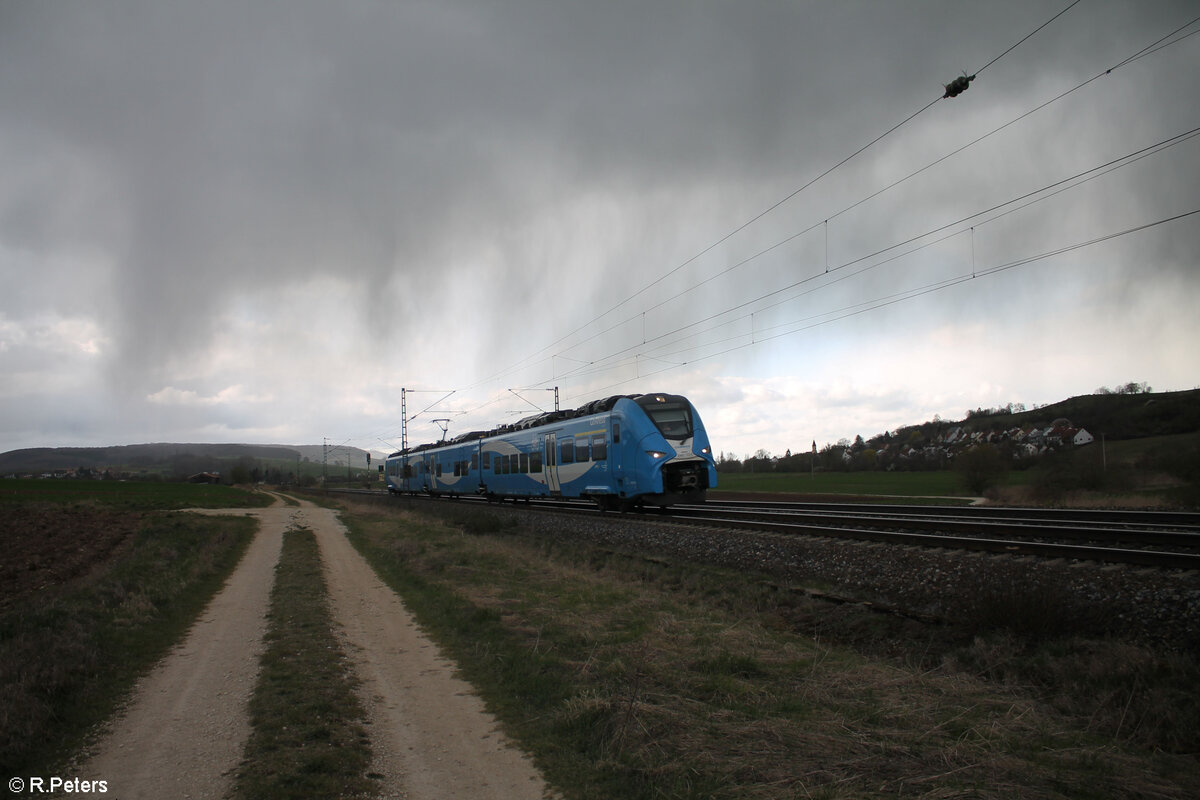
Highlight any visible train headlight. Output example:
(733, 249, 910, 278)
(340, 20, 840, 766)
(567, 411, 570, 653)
(645, 450, 667, 460)
(700, 446, 711, 455)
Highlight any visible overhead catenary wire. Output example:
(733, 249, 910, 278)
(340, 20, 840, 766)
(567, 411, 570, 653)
(577, 208, 1200, 396)
(469, 1, 1085, 393)
(973, 0, 1082, 77)
(471, 3, 1193, 398)
(538, 125, 1200, 387)
(536, 15, 1200, 374)
(351, 4, 1193, 446)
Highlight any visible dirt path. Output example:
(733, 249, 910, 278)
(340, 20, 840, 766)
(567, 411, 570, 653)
(73, 502, 291, 799)
(70, 495, 551, 799)
(295, 498, 553, 800)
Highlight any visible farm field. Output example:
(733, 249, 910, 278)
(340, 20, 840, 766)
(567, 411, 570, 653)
(0, 477, 274, 510)
(0, 480, 263, 775)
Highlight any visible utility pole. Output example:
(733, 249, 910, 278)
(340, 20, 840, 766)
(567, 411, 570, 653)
(322, 437, 328, 483)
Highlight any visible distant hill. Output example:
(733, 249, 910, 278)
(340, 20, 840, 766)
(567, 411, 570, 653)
(943, 388, 1200, 440)
(0, 442, 380, 477)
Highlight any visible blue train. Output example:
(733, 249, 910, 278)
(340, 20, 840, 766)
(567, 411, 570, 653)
(384, 393, 717, 508)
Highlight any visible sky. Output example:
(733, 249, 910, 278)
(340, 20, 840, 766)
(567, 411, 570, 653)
(1, 0, 1198, 461)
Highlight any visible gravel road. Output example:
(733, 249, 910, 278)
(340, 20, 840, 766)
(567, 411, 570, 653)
(298, 498, 552, 799)
(66, 496, 551, 800)
(72, 503, 287, 799)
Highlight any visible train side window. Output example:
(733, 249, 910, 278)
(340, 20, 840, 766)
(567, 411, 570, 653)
(482, 452, 491, 470)
(592, 435, 607, 460)
(613, 422, 621, 444)
(454, 461, 461, 477)
(575, 437, 589, 462)
(437, 462, 443, 477)
(560, 440, 574, 464)
(503, 455, 512, 475)
(531, 450, 542, 472)
(519, 453, 529, 473)
(471, 453, 478, 471)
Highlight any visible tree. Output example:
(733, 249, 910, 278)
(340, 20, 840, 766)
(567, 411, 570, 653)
(954, 444, 1008, 495)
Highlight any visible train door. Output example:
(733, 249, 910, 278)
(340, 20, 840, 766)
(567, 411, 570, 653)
(475, 439, 484, 493)
(609, 419, 623, 478)
(544, 432, 561, 495)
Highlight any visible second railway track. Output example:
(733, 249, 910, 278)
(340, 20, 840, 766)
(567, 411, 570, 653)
(331, 489, 1200, 570)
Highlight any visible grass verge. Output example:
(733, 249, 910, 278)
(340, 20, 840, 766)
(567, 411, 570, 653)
(0, 511, 256, 775)
(232, 527, 373, 800)
(340, 500, 1200, 800)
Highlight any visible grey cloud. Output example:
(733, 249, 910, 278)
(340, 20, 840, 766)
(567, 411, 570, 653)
(1, 1, 1196, 452)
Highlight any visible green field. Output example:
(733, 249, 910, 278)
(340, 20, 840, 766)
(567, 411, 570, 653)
(0, 477, 272, 509)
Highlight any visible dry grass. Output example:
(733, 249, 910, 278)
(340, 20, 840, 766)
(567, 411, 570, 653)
(984, 484, 1179, 509)
(341, 500, 1200, 799)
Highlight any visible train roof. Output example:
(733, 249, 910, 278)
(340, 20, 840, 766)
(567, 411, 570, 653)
(387, 393, 687, 457)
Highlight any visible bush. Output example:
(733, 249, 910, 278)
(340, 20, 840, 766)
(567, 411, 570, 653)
(954, 443, 1008, 495)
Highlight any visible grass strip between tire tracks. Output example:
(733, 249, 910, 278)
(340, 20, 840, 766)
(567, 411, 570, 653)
(233, 526, 374, 800)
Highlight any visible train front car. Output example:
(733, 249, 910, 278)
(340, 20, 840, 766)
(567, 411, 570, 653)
(621, 393, 717, 506)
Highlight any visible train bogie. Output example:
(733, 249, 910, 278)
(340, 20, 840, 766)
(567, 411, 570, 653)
(384, 393, 717, 508)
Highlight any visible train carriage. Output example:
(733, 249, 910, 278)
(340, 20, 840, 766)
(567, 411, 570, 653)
(384, 393, 717, 508)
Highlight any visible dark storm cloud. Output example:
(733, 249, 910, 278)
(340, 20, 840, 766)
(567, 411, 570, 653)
(1, 1, 1197, 452)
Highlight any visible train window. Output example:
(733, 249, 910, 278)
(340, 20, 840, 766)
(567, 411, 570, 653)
(531, 450, 543, 472)
(436, 462, 443, 477)
(592, 435, 607, 460)
(454, 461, 461, 477)
(502, 455, 511, 475)
(519, 453, 529, 473)
(545, 439, 555, 466)
(471, 453, 478, 471)
(560, 440, 574, 464)
(575, 438, 589, 462)
(643, 402, 693, 440)
(613, 422, 621, 443)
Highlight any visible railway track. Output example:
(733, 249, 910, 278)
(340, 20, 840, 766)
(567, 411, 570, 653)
(329, 489, 1200, 570)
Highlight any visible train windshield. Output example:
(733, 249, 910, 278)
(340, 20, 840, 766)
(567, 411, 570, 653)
(639, 399, 693, 441)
